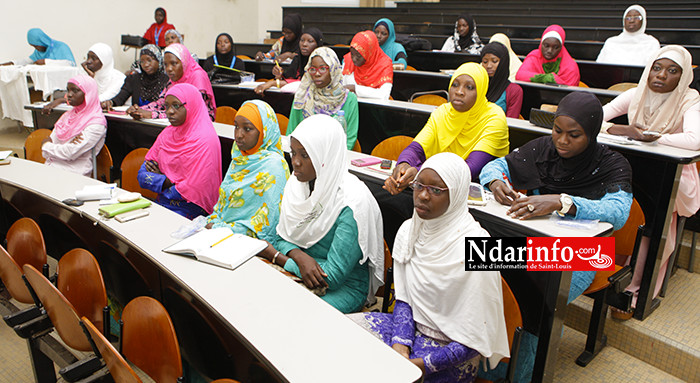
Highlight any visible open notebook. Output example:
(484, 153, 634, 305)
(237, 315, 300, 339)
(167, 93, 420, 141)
(163, 227, 266, 270)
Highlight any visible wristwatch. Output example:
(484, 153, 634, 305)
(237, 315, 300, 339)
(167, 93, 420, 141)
(558, 193, 573, 216)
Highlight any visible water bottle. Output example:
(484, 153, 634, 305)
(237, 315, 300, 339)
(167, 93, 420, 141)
(334, 110, 347, 133)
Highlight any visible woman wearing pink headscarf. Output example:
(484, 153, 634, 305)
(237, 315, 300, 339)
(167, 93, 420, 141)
(516, 25, 580, 86)
(137, 83, 222, 219)
(128, 43, 217, 121)
(42, 74, 107, 176)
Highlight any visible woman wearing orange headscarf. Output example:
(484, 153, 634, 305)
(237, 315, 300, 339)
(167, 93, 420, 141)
(342, 31, 394, 100)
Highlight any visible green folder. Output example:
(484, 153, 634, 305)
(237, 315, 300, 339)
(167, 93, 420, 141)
(98, 198, 151, 218)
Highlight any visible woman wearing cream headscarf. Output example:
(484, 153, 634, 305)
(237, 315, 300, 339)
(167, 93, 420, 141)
(596, 4, 661, 66)
(488, 33, 521, 82)
(603, 45, 700, 315)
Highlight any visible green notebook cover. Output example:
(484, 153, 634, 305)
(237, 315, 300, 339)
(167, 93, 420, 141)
(98, 198, 151, 218)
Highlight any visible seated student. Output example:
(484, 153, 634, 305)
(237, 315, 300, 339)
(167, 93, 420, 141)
(41, 74, 106, 176)
(257, 115, 384, 314)
(516, 25, 580, 86)
(342, 31, 393, 100)
(254, 28, 323, 94)
(201, 33, 245, 73)
(602, 45, 700, 317)
(489, 33, 521, 82)
(102, 45, 169, 109)
(478, 92, 633, 382)
(287, 47, 359, 150)
(255, 13, 302, 62)
(206, 100, 290, 240)
(374, 18, 407, 69)
(440, 14, 484, 55)
(143, 7, 174, 48)
(137, 83, 222, 219)
(385, 62, 508, 193)
(481, 42, 523, 118)
(127, 43, 216, 121)
(163, 29, 199, 61)
(1, 28, 75, 66)
(349, 152, 509, 383)
(596, 5, 660, 66)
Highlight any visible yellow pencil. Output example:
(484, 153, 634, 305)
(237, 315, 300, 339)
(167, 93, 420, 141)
(210, 233, 234, 248)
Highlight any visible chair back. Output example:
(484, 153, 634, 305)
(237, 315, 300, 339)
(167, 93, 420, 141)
(352, 139, 362, 153)
(6, 217, 47, 271)
(608, 82, 637, 92)
(371, 136, 414, 161)
(578, 81, 589, 88)
(0, 245, 35, 303)
(121, 296, 182, 383)
(411, 94, 448, 106)
(83, 317, 142, 383)
(24, 129, 52, 163)
(211, 380, 241, 383)
(613, 198, 645, 257)
(236, 55, 252, 61)
(215, 106, 237, 125)
(94, 144, 113, 183)
(120, 148, 158, 200)
(501, 277, 523, 364)
(405, 65, 417, 71)
(276, 113, 289, 135)
(58, 248, 108, 335)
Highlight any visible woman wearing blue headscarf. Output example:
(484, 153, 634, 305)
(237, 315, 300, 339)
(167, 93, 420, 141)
(2, 28, 75, 66)
(374, 18, 407, 69)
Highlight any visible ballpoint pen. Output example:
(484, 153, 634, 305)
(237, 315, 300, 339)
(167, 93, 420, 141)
(275, 61, 281, 88)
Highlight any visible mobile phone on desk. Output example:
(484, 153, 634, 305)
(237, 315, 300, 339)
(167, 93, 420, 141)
(351, 157, 382, 167)
(115, 209, 150, 223)
(380, 159, 392, 169)
(467, 183, 487, 206)
(642, 131, 661, 137)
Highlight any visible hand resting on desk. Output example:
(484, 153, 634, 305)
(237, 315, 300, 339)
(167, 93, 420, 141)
(606, 124, 661, 142)
(383, 162, 417, 195)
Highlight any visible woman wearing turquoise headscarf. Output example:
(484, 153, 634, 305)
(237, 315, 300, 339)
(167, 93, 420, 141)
(206, 100, 290, 241)
(374, 18, 407, 69)
(2, 28, 75, 66)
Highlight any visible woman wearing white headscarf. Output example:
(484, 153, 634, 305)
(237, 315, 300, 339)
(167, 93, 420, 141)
(596, 5, 660, 66)
(82, 43, 126, 101)
(259, 115, 384, 314)
(603, 45, 700, 315)
(349, 152, 508, 383)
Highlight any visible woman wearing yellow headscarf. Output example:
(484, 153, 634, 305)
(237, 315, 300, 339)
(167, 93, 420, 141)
(384, 62, 509, 195)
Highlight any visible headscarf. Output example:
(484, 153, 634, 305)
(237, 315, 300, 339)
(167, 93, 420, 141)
(515, 25, 580, 86)
(144, 83, 222, 213)
(276, 115, 384, 302)
(374, 18, 407, 64)
(213, 33, 236, 68)
(138, 44, 169, 104)
(164, 43, 217, 111)
(506, 92, 632, 200)
(284, 28, 324, 80)
(392, 152, 508, 369)
(87, 43, 126, 102)
(281, 13, 303, 55)
(208, 100, 289, 238)
(628, 45, 700, 135)
(489, 33, 521, 82)
(414, 62, 509, 159)
(451, 14, 484, 54)
(164, 29, 184, 44)
(53, 74, 106, 142)
(27, 28, 76, 65)
(143, 7, 174, 48)
(481, 42, 511, 104)
(342, 31, 393, 88)
(596, 5, 661, 66)
(293, 47, 348, 118)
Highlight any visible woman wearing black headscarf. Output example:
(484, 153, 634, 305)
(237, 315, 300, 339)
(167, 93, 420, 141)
(202, 33, 245, 72)
(440, 14, 483, 54)
(255, 28, 323, 94)
(102, 44, 169, 109)
(478, 91, 633, 383)
(255, 13, 303, 62)
(481, 42, 522, 118)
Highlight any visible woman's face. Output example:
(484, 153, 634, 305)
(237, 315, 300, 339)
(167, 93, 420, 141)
(457, 18, 470, 37)
(290, 137, 316, 183)
(624, 10, 643, 33)
(139, 54, 158, 75)
(84, 51, 103, 72)
(164, 95, 187, 126)
(155, 9, 165, 24)
(217, 35, 232, 55)
(412, 168, 450, 220)
(481, 53, 500, 77)
(309, 56, 331, 88)
(647, 58, 682, 94)
(65, 82, 85, 106)
(374, 25, 389, 46)
(299, 33, 318, 57)
(350, 47, 366, 67)
(165, 33, 180, 46)
(30, 44, 46, 52)
(282, 28, 296, 43)
(164, 52, 184, 81)
(234, 114, 261, 153)
(540, 37, 562, 61)
(552, 115, 588, 159)
(449, 74, 477, 112)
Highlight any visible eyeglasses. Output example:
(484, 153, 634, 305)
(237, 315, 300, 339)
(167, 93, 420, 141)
(307, 66, 330, 75)
(410, 181, 448, 196)
(625, 16, 643, 21)
(164, 102, 186, 111)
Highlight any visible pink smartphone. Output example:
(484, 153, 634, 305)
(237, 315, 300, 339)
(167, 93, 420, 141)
(351, 157, 383, 167)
